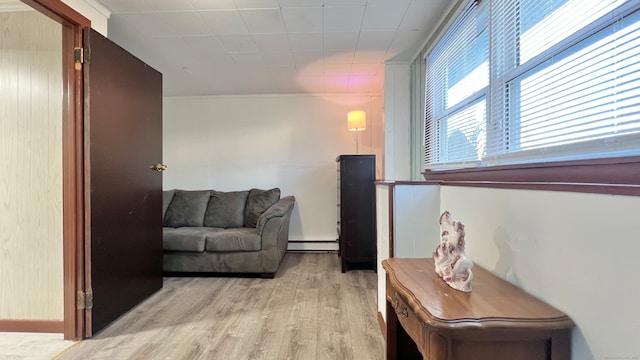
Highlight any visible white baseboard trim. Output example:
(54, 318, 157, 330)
(287, 240, 339, 252)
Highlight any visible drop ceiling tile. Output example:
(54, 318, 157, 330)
(352, 50, 386, 63)
(399, 0, 450, 32)
(97, 0, 152, 12)
(365, 0, 410, 6)
(361, 3, 408, 32)
(182, 36, 236, 65)
(293, 51, 324, 68)
(386, 30, 424, 61)
(252, 33, 290, 51)
(324, 62, 351, 77)
(217, 34, 257, 52)
(323, 6, 365, 33)
(144, 0, 193, 11)
(323, 0, 365, 5)
(356, 31, 395, 52)
(282, 7, 322, 33)
(323, 31, 358, 51)
(199, 10, 249, 34)
(111, 13, 173, 37)
(240, 9, 286, 34)
(146, 37, 193, 65)
(347, 74, 376, 92)
(230, 52, 264, 65)
(159, 12, 211, 36)
(289, 33, 323, 52)
(323, 76, 349, 92)
(323, 49, 354, 64)
(278, 0, 322, 8)
(350, 63, 380, 75)
(261, 51, 294, 65)
(189, 0, 236, 10)
(234, 0, 279, 9)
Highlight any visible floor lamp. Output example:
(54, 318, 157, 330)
(347, 110, 366, 154)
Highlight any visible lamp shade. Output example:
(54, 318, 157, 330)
(347, 110, 366, 131)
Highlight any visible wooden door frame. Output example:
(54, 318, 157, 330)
(21, 0, 90, 340)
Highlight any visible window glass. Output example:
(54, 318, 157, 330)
(424, 0, 640, 169)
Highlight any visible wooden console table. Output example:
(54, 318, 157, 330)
(382, 258, 574, 360)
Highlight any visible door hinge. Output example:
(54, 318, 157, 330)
(77, 290, 94, 310)
(74, 47, 84, 64)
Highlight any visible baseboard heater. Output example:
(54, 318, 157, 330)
(287, 239, 339, 252)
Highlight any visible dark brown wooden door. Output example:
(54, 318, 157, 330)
(83, 28, 163, 336)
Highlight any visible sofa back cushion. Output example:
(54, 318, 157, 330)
(203, 190, 249, 228)
(243, 188, 281, 228)
(164, 190, 211, 227)
(162, 190, 175, 220)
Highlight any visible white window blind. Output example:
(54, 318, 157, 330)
(425, 0, 489, 167)
(425, 0, 640, 169)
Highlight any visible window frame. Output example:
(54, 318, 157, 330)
(421, 0, 640, 196)
(422, 155, 640, 196)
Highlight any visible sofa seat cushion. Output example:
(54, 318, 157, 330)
(163, 227, 223, 252)
(205, 228, 260, 252)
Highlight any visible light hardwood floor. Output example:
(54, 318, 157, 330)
(61, 253, 384, 360)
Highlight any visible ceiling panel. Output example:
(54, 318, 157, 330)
(356, 31, 395, 51)
(323, 31, 359, 51)
(229, 52, 263, 65)
(145, 0, 193, 11)
(199, 10, 249, 35)
(323, 0, 366, 6)
(95, 0, 151, 13)
(98, 0, 451, 95)
(261, 51, 295, 65)
(278, 0, 322, 8)
(281, 7, 322, 33)
(159, 12, 211, 36)
(350, 63, 381, 75)
(288, 33, 323, 52)
(399, 0, 452, 32)
(188, 0, 236, 10)
(252, 33, 290, 51)
(323, 6, 365, 33)
(293, 51, 324, 68)
(234, 0, 280, 9)
(361, 3, 408, 32)
(240, 9, 286, 34)
(217, 34, 257, 52)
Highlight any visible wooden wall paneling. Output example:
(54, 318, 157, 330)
(1, 0, 88, 339)
(0, 10, 63, 321)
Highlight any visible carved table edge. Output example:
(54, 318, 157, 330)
(382, 260, 575, 331)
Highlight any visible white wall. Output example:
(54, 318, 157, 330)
(440, 186, 640, 360)
(163, 94, 383, 243)
(376, 183, 440, 322)
(383, 63, 411, 180)
(376, 185, 390, 322)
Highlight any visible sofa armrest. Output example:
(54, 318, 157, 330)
(256, 196, 295, 273)
(256, 196, 295, 235)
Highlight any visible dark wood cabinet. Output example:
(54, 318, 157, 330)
(336, 155, 376, 272)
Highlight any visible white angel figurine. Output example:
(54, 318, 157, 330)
(433, 211, 473, 292)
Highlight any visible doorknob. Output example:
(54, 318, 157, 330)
(150, 163, 167, 172)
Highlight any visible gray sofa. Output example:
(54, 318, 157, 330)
(162, 188, 295, 278)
